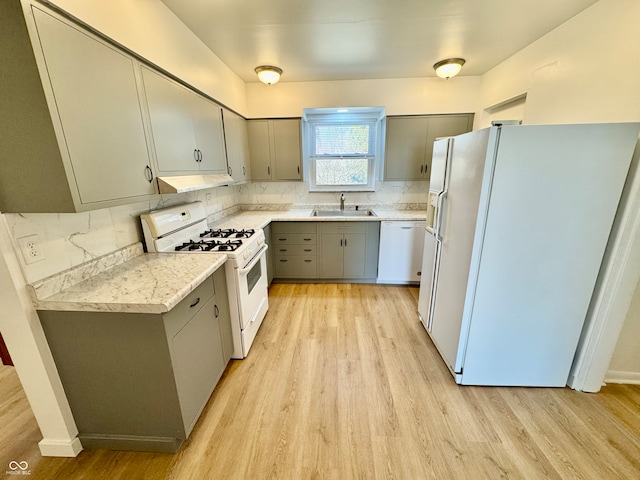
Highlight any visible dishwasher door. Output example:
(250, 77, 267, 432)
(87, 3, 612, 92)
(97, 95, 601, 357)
(377, 220, 426, 284)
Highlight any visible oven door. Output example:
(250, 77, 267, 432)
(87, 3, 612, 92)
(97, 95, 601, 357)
(236, 245, 269, 330)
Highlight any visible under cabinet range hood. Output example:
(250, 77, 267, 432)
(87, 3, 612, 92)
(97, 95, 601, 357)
(156, 174, 234, 194)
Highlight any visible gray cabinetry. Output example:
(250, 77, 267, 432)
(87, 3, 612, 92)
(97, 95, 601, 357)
(248, 119, 302, 181)
(141, 66, 227, 175)
(319, 222, 379, 280)
(272, 222, 318, 278)
(384, 114, 473, 181)
(0, 2, 157, 213)
(37, 271, 232, 453)
(222, 108, 251, 183)
(271, 221, 380, 282)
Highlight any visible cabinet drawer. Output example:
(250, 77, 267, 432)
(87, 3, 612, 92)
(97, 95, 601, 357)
(272, 233, 317, 245)
(273, 245, 316, 256)
(272, 222, 317, 234)
(163, 275, 215, 339)
(274, 256, 317, 277)
(320, 222, 368, 234)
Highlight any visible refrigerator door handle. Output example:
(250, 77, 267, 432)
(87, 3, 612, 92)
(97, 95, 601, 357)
(436, 191, 447, 241)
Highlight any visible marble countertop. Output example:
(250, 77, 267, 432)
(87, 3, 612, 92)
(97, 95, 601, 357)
(29, 207, 425, 315)
(211, 208, 427, 230)
(32, 251, 227, 314)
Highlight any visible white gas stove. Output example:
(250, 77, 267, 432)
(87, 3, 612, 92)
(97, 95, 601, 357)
(141, 202, 268, 358)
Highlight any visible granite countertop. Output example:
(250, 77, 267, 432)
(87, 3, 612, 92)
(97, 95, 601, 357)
(31, 245, 227, 314)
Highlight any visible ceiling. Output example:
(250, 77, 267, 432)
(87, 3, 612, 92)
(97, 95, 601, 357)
(160, 0, 599, 83)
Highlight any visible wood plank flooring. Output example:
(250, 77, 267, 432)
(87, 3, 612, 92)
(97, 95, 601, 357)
(1, 283, 639, 479)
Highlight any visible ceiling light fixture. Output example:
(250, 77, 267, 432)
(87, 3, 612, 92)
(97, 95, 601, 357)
(255, 65, 283, 85)
(433, 58, 466, 79)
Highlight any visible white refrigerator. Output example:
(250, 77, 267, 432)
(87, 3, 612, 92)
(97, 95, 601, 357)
(417, 123, 640, 386)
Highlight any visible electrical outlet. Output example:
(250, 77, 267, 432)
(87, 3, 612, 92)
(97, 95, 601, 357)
(17, 234, 45, 264)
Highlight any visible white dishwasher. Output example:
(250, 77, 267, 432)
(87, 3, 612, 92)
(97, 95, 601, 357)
(377, 220, 426, 284)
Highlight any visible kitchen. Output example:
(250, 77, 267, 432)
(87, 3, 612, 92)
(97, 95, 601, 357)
(1, 0, 640, 478)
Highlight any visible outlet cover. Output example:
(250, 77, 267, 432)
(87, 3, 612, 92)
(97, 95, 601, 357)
(17, 234, 45, 264)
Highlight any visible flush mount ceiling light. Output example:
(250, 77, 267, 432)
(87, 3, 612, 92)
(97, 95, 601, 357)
(255, 65, 283, 85)
(433, 58, 466, 79)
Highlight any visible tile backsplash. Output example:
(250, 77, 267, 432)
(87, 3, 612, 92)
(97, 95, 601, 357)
(4, 180, 424, 284)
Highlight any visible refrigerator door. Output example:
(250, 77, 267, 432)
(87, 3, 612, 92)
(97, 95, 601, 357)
(459, 123, 640, 386)
(428, 128, 495, 374)
(418, 138, 450, 328)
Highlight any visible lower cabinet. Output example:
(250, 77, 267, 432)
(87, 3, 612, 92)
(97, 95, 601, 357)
(271, 221, 380, 282)
(319, 223, 380, 280)
(37, 269, 232, 453)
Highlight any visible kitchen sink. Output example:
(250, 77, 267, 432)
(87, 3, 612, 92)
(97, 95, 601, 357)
(311, 209, 377, 217)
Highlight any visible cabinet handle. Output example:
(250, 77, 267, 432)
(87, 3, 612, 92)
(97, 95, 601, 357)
(424, 164, 428, 175)
(279, 259, 288, 262)
(304, 249, 312, 252)
(145, 165, 154, 183)
(279, 238, 287, 241)
(303, 238, 312, 241)
(279, 249, 287, 252)
(420, 164, 424, 174)
(243, 166, 246, 176)
(340, 239, 343, 247)
(214, 304, 219, 318)
(198, 149, 203, 162)
(344, 238, 348, 247)
(194, 149, 199, 163)
(189, 297, 201, 308)
(297, 165, 300, 175)
(267, 165, 271, 175)
(304, 259, 311, 263)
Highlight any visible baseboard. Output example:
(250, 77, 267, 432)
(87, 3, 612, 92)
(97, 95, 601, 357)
(79, 433, 182, 453)
(38, 436, 83, 457)
(604, 370, 640, 385)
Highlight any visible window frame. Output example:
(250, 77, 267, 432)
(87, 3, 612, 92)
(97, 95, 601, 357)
(303, 107, 386, 193)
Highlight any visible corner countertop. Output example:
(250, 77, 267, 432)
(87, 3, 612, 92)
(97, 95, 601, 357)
(31, 249, 227, 314)
(210, 208, 427, 230)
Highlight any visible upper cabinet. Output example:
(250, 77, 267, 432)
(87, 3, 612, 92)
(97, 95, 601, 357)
(222, 108, 251, 183)
(248, 119, 302, 181)
(141, 67, 227, 175)
(384, 114, 474, 181)
(0, 2, 157, 213)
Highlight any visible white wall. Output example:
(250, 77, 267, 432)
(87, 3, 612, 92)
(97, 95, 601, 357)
(49, 0, 248, 115)
(246, 77, 480, 118)
(476, 0, 640, 381)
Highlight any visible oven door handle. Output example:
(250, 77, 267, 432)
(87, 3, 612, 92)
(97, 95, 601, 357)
(237, 245, 268, 275)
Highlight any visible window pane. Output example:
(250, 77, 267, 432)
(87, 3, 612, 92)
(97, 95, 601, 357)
(315, 157, 368, 185)
(314, 124, 371, 155)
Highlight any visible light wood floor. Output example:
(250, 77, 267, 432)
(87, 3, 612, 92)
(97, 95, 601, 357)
(1, 283, 639, 479)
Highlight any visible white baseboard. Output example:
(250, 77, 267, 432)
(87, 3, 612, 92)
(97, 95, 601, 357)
(38, 436, 83, 457)
(604, 370, 640, 385)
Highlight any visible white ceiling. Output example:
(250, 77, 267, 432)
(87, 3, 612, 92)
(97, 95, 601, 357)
(160, 0, 599, 83)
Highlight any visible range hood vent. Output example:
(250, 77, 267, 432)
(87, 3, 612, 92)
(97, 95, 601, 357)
(157, 174, 234, 194)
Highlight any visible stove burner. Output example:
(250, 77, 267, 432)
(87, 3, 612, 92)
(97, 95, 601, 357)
(175, 239, 243, 252)
(200, 228, 255, 239)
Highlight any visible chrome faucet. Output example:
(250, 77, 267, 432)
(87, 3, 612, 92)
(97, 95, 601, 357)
(340, 193, 345, 211)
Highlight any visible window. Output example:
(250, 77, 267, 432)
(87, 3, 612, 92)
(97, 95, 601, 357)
(303, 107, 385, 192)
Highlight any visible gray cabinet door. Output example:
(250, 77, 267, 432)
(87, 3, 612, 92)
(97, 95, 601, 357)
(424, 115, 472, 177)
(384, 116, 430, 181)
(171, 298, 224, 435)
(321, 233, 344, 277)
(223, 109, 251, 182)
(141, 67, 199, 173)
(273, 119, 302, 180)
(33, 7, 156, 204)
(343, 233, 367, 277)
(248, 120, 273, 180)
(191, 98, 227, 173)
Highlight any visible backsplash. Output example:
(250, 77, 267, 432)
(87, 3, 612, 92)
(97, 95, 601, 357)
(3, 186, 239, 284)
(4, 180, 424, 284)
(237, 180, 429, 209)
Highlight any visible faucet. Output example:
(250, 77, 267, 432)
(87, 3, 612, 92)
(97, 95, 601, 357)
(340, 193, 345, 211)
